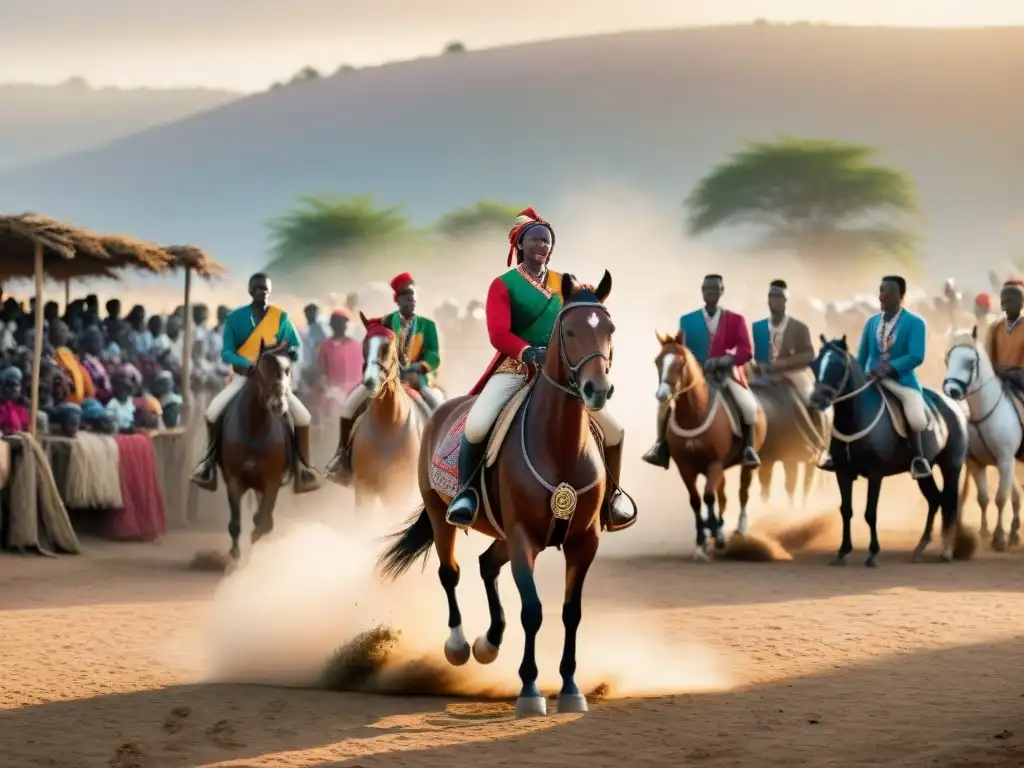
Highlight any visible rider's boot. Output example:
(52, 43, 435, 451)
(602, 439, 637, 531)
(446, 436, 486, 529)
(293, 425, 324, 494)
(188, 420, 219, 491)
(741, 422, 762, 468)
(640, 406, 671, 469)
(909, 431, 932, 480)
(325, 416, 354, 487)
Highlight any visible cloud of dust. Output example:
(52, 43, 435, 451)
(200, 514, 732, 699)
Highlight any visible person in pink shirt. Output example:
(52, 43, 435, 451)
(0, 366, 31, 434)
(316, 310, 363, 400)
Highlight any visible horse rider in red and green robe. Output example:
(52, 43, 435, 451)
(444, 207, 637, 532)
(189, 271, 324, 494)
(326, 271, 443, 482)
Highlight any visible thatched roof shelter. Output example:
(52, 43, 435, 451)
(162, 244, 226, 279)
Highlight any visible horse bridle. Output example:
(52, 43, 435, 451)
(943, 341, 1001, 426)
(541, 300, 614, 399)
(364, 333, 399, 398)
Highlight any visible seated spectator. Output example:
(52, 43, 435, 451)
(127, 304, 152, 356)
(53, 401, 82, 438)
(134, 396, 162, 431)
(79, 326, 112, 403)
(51, 319, 95, 404)
(160, 393, 183, 428)
(81, 397, 115, 434)
(106, 364, 140, 432)
(0, 366, 30, 434)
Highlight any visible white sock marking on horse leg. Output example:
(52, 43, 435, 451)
(736, 506, 749, 536)
(444, 625, 471, 666)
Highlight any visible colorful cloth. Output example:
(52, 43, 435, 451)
(105, 397, 136, 431)
(856, 309, 927, 393)
(316, 336, 363, 392)
(81, 398, 106, 423)
(54, 346, 95, 403)
(0, 401, 30, 433)
(221, 304, 301, 369)
(380, 312, 441, 381)
(81, 354, 111, 401)
(680, 308, 754, 387)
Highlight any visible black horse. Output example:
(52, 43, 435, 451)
(809, 336, 968, 566)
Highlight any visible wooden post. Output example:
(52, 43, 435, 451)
(29, 242, 44, 438)
(180, 267, 194, 423)
(64, 279, 70, 312)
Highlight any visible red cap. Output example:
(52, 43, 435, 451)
(331, 308, 351, 320)
(1003, 279, 1024, 294)
(390, 272, 414, 301)
(975, 293, 991, 310)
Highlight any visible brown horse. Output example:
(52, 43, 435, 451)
(342, 314, 426, 511)
(218, 340, 294, 560)
(378, 272, 616, 719)
(653, 331, 767, 558)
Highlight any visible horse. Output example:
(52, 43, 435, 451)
(810, 336, 968, 565)
(345, 313, 428, 511)
(218, 340, 294, 560)
(942, 328, 1022, 550)
(652, 331, 767, 558)
(377, 272, 615, 719)
(749, 376, 829, 508)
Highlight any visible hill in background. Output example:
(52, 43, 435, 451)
(0, 80, 241, 169)
(0, 25, 1020, 280)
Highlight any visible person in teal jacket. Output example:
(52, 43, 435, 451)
(825, 274, 931, 478)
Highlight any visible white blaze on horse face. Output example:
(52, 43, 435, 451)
(587, 311, 600, 329)
(818, 351, 834, 382)
(265, 355, 291, 416)
(656, 353, 675, 401)
(363, 336, 382, 391)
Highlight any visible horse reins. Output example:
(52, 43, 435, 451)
(818, 349, 889, 443)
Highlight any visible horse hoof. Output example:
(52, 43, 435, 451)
(940, 548, 954, 562)
(692, 548, 710, 563)
(444, 627, 471, 666)
(911, 549, 924, 563)
(557, 693, 588, 714)
(515, 696, 547, 718)
(714, 532, 727, 550)
(991, 533, 1007, 552)
(829, 556, 847, 566)
(1009, 532, 1021, 548)
(864, 557, 877, 568)
(471, 635, 499, 665)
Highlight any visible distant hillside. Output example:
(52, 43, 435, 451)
(0, 25, 1020, 280)
(0, 80, 241, 168)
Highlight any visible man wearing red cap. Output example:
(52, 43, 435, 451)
(984, 280, 1024, 393)
(444, 207, 636, 532)
(326, 272, 442, 483)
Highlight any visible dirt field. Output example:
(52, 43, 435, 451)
(2, 481, 1023, 768)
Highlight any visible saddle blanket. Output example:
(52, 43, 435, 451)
(429, 411, 467, 498)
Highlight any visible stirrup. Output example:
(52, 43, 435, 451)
(446, 489, 479, 529)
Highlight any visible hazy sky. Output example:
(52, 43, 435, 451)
(4, 0, 1023, 90)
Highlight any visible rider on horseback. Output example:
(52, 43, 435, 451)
(643, 274, 761, 469)
(189, 272, 324, 494)
(750, 280, 815, 404)
(984, 279, 1024, 393)
(822, 275, 932, 479)
(327, 272, 442, 482)
(444, 207, 636, 532)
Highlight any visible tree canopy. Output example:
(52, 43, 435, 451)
(434, 201, 522, 238)
(685, 137, 920, 264)
(264, 194, 414, 272)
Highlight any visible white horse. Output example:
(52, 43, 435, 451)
(942, 329, 1022, 550)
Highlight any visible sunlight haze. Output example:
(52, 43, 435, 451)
(2, 0, 1022, 89)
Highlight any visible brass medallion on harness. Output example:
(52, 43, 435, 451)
(550, 482, 578, 519)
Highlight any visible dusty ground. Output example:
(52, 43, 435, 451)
(1, 491, 1023, 768)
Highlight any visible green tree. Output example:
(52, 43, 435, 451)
(443, 41, 467, 54)
(265, 194, 414, 272)
(434, 201, 521, 238)
(685, 137, 920, 266)
(290, 65, 321, 84)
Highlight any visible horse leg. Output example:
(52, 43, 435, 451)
(252, 485, 281, 546)
(472, 539, 510, 664)
(679, 466, 706, 561)
(757, 463, 772, 505)
(831, 468, 856, 565)
(863, 474, 883, 568)
(937, 458, 962, 562)
(704, 461, 726, 550)
(736, 466, 752, 536)
(912, 475, 942, 562)
(225, 477, 243, 560)
(556, 527, 599, 715)
(968, 460, 990, 537)
(1010, 482, 1021, 548)
(991, 458, 1014, 552)
(421, 490, 470, 667)
(783, 461, 798, 508)
(510, 524, 546, 718)
(802, 463, 817, 507)
(715, 474, 728, 547)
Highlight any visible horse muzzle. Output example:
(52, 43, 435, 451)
(942, 379, 965, 400)
(581, 378, 610, 411)
(655, 383, 671, 403)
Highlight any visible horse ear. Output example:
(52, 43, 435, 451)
(819, 333, 828, 346)
(972, 325, 978, 340)
(841, 334, 847, 345)
(673, 330, 684, 346)
(359, 311, 370, 328)
(655, 329, 666, 344)
(595, 270, 612, 303)
(561, 274, 575, 303)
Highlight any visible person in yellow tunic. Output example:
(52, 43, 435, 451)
(189, 272, 323, 494)
(984, 279, 1024, 393)
(50, 318, 95, 404)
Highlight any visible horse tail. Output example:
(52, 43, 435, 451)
(376, 504, 434, 581)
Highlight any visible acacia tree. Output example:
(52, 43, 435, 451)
(264, 194, 414, 273)
(685, 137, 920, 266)
(434, 201, 522, 238)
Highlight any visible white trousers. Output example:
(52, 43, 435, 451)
(723, 378, 759, 424)
(464, 372, 623, 447)
(880, 379, 928, 432)
(205, 374, 311, 427)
